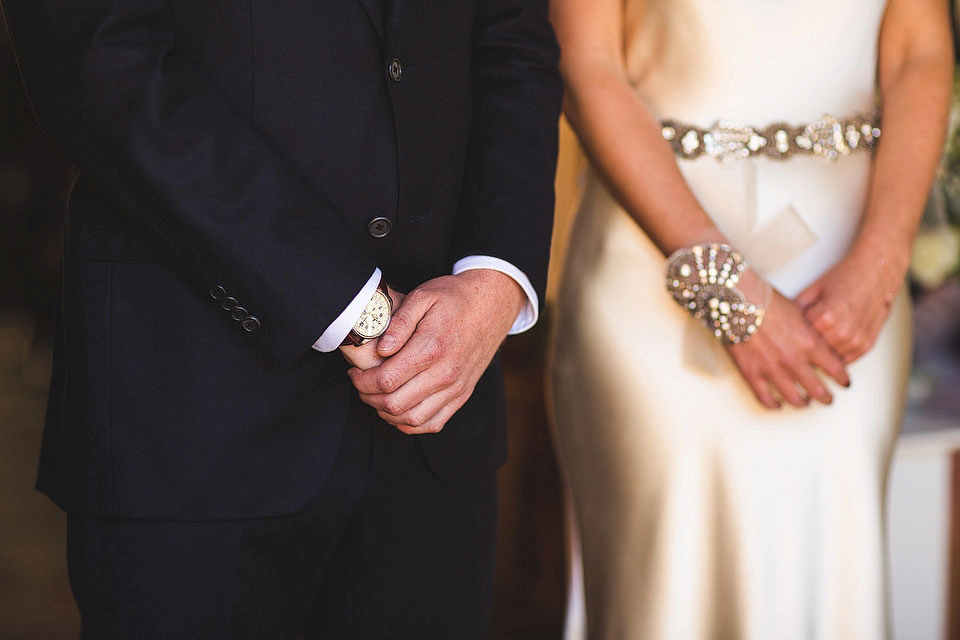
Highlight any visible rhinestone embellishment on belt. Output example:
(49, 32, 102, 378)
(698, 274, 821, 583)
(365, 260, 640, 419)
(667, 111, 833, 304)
(661, 114, 880, 163)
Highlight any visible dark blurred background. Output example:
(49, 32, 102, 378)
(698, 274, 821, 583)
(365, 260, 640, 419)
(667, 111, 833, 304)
(0, 23, 77, 639)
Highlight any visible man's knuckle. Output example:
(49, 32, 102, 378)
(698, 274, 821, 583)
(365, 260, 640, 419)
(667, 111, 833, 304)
(406, 412, 426, 428)
(440, 365, 459, 386)
(383, 397, 405, 415)
(408, 288, 432, 307)
(389, 314, 408, 332)
(376, 369, 399, 393)
(423, 339, 444, 361)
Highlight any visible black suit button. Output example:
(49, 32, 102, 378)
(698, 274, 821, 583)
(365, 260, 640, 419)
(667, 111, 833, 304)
(231, 306, 249, 321)
(221, 296, 239, 311)
(242, 316, 261, 333)
(367, 217, 392, 238)
(209, 285, 227, 301)
(388, 58, 403, 82)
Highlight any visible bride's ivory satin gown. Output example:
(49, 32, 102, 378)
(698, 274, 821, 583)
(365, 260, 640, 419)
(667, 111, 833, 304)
(549, 1, 912, 638)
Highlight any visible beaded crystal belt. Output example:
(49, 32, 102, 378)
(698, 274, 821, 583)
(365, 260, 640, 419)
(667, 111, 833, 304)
(660, 114, 880, 162)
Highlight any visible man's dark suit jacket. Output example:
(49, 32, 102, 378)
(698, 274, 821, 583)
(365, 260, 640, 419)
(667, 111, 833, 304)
(1, 0, 562, 519)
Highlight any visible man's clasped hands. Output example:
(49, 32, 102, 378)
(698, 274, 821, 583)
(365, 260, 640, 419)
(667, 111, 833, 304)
(340, 270, 526, 434)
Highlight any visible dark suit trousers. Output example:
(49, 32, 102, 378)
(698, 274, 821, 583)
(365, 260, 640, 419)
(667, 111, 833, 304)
(65, 398, 499, 639)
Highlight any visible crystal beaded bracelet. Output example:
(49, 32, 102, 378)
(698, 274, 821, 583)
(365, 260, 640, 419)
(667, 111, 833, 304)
(666, 243, 766, 344)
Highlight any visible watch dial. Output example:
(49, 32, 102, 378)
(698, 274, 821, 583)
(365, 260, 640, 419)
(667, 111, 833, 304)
(355, 291, 391, 338)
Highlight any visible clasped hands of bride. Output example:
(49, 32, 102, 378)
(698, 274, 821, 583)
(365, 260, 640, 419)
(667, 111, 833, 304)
(340, 269, 526, 433)
(726, 236, 906, 410)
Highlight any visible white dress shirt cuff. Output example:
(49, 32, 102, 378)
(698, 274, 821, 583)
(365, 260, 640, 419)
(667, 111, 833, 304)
(452, 256, 538, 334)
(312, 268, 382, 352)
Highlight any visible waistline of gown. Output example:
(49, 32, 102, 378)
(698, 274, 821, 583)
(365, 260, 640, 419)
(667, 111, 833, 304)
(660, 113, 880, 164)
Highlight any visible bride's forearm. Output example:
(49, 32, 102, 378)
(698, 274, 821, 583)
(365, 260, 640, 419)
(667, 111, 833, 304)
(562, 61, 720, 254)
(855, 0, 953, 277)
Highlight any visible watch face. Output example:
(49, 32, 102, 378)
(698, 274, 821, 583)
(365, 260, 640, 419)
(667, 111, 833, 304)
(354, 290, 391, 339)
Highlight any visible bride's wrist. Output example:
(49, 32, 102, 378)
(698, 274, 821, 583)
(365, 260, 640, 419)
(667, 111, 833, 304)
(735, 266, 772, 307)
(660, 221, 727, 256)
(846, 236, 909, 310)
(850, 234, 910, 281)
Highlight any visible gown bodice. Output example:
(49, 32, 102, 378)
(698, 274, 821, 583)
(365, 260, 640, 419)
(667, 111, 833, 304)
(625, 0, 889, 125)
(602, 0, 893, 298)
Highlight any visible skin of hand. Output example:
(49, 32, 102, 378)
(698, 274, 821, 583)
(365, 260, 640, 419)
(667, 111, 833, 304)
(795, 0, 953, 365)
(727, 289, 850, 409)
(795, 242, 905, 364)
(346, 269, 526, 434)
(550, 0, 850, 409)
(339, 287, 406, 370)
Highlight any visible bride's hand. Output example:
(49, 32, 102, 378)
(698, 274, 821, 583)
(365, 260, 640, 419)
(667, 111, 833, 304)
(339, 288, 405, 371)
(795, 242, 906, 364)
(725, 290, 850, 409)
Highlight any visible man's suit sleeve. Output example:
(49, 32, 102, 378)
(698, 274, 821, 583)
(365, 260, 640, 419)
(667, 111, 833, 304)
(0, 0, 377, 367)
(452, 0, 563, 312)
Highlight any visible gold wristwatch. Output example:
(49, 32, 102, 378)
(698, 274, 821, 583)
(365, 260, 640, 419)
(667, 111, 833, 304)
(340, 277, 393, 347)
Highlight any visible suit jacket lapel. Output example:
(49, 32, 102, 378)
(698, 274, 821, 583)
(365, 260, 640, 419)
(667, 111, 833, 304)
(357, 0, 385, 40)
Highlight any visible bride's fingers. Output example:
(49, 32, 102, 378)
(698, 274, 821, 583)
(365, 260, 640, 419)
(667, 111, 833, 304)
(805, 299, 839, 337)
(807, 336, 850, 387)
(841, 315, 886, 364)
(767, 367, 809, 408)
(807, 296, 887, 362)
(841, 339, 872, 364)
(794, 282, 823, 310)
(745, 372, 780, 409)
(728, 344, 780, 409)
(786, 359, 832, 405)
(827, 318, 879, 363)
